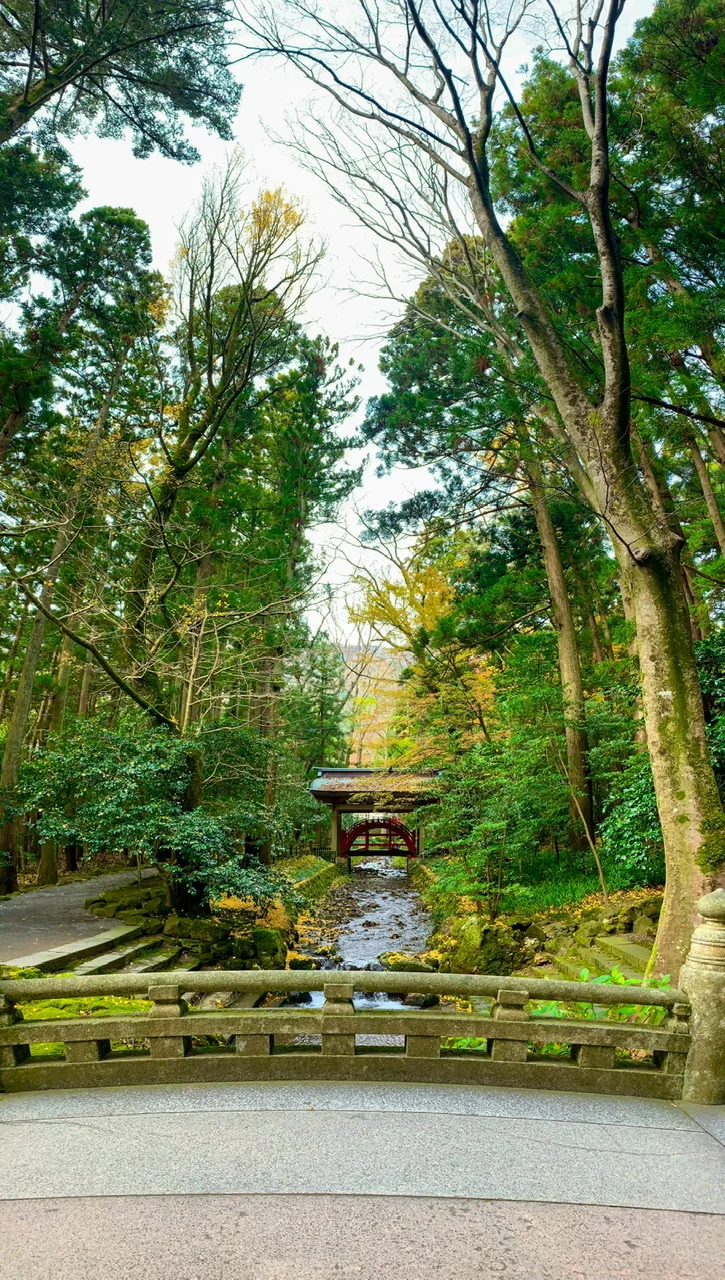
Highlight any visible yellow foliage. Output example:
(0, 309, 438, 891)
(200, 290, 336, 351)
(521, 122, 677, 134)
(250, 188, 304, 241)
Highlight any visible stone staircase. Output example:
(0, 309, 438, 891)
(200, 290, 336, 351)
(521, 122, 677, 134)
(552, 932, 653, 982)
(5, 926, 192, 978)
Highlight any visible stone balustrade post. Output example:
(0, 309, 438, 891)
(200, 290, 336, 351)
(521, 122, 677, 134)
(680, 889, 725, 1104)
(148, 983, 190, 1059)
(322, 979, 355, 1056)
(490, 987, 529, 1062)
(0, 993, 29, 1067)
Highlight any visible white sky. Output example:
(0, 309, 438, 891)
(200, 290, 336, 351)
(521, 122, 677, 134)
(67, 0, 655, 639)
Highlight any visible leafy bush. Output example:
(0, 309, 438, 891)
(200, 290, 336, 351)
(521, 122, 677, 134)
(598, 753, 665, 887)
(12, 718, 303, 909)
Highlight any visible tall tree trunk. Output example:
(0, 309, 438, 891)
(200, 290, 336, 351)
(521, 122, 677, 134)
(465, 185, 725, 977)
(36, 842, 58, 887)
(687, 431, 725, 558)
(525, 460, 594, 848)
(0, 586, 58, 892)
(0, 352, 129, 891)
(48, 634, 74, 735)
(0, 601, 29, 721)
(633, 427, 708, 641)
(77, 659, 93, 717)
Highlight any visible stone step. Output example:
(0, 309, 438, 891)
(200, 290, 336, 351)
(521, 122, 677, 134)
(571, 946, 641, 982)
(551, 954, 587, 980)
(595, 935, 652, 974)
(73, 938, 165, 975)
(122, 946, 182, 974)
(4, 925, 145, 973)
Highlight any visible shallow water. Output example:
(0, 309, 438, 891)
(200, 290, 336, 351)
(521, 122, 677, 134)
(287, 857, 432, 1014)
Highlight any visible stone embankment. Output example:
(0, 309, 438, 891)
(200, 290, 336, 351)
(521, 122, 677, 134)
(407, 862, 661, 979)
(73, 855, 343, 975)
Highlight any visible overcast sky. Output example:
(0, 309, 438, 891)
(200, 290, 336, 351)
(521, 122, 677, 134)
(66, 0, 655, 639)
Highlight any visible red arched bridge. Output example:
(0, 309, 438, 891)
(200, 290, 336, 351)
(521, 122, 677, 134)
(340, 817, 417, 864)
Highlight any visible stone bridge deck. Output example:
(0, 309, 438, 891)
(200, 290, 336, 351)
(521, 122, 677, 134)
(1, 1080, 724, 1278)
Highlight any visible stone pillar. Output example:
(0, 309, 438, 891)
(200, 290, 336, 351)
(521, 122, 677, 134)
(680, 889, 725, 1104)
(322, 979, 355, 1056)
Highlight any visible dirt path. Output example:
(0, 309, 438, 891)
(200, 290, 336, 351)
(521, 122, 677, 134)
(0, 870, 155, 963)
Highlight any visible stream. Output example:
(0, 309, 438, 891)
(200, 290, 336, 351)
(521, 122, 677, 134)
(284, 856, 433, 1014)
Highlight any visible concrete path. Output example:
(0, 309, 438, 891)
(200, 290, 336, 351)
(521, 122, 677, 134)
(0, 869, 155, 962)
(1, 1081, 724, 1277)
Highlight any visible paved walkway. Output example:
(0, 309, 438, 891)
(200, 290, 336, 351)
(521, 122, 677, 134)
(0, 869, 155, 963)
(1, 1081, 724, 1277)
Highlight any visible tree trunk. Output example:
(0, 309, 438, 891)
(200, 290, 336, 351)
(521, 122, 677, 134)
(77, 659, 93, 716)
(633, 427, 708, 641)
(688, 432, 725, 558)
(0, 594, 55, 892)
(36, 842, 58, 886)
(0, 355, 130, 891)
(48, 634, 73, 735)
(0, 602, 29, 721)
(627, 546, 724, 975)
(525, 461, 594, 848)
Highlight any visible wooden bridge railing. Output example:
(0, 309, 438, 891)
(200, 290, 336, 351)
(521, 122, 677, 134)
(1, 890, 724, 1104)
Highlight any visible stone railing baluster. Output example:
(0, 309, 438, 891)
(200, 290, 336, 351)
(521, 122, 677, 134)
(322, 979, 355, 1056)
(681, 889, 725, 1104)
(0, 994, 28, 1067)
(148, 983, 190, 1059)
(235, 1032, 270, 1056)
(64, 1037, 111, 1063)
(406, 1033, 440, 1058)
(490, 987, 529, 1062)
(572, 1042, 616, 1070)
(654, 1001, 690, 1075)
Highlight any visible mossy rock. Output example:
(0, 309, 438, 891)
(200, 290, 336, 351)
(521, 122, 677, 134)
(378, 951, 434, 973)
(523, 923, 547, 944)
(633, 914, 657, 936)
(500, 913, 534, 931)
(434, 915, 525, 976)
(115, 911, 149, 926)
(287, 952, 321, 970)
(141, 917, 164, 935)
(637, 894, 663, 919)
(162, 915, 229, 942)
(143, 894, 169, 916)
(251, 926, 287, 969)
(230, 932, 257, 961)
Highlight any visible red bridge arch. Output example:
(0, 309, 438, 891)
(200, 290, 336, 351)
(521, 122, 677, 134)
(340, 817, 417, 861)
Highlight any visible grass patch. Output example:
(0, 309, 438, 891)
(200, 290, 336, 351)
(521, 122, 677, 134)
(19, 994, 153, 1021)
(278, 855, 333, 883)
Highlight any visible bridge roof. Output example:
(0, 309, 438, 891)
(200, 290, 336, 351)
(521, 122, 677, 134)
(309, 767, 440, 810)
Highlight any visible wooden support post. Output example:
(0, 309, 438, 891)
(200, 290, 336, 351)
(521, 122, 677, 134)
(332, 806, 348, 870)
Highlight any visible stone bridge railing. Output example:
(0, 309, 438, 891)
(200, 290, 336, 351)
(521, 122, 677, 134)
(1, 890, 724, 1104)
